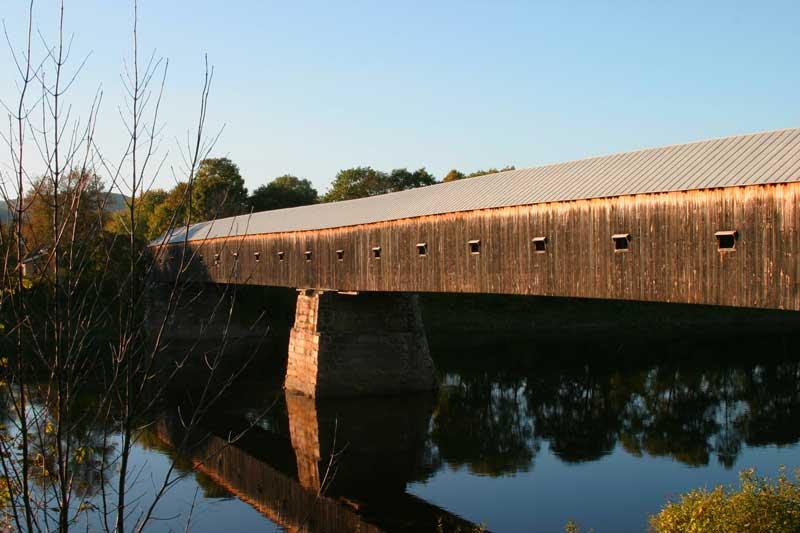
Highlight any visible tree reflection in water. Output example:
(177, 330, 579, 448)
(430, 337, 800, 476)
(2, 333, 798, 531)
(432, 373, 537, 476)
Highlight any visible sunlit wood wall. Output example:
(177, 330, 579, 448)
(153, 182, 800, 311)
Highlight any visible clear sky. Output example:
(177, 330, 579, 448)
(2, 1, 800, 195)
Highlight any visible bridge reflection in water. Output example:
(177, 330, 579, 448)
(150, 330, 800, 531)
(154, 390, 478, 533)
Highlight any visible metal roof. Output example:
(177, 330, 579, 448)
(158, 128, 800, 244)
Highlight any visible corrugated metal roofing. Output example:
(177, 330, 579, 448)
(159, 128, 800, 244)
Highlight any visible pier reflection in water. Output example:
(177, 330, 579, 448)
(152, 388, 477, 532)
(143, 332, 800, 532)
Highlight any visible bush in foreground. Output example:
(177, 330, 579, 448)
(650, 468, 800, 533)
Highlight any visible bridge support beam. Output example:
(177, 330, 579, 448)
(285, 290, 436, 398)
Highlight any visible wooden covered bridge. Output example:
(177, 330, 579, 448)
(152, 128, 800, 397)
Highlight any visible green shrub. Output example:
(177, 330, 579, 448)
(650, 467, 800, 533)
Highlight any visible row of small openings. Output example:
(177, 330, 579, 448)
(611, 230, 739, 252)
(198, 237, 544, 265)
(193, 230, 737, 265)
(610, 231, 738, 252)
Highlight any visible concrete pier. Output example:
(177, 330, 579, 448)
(285, 290, 436, 398)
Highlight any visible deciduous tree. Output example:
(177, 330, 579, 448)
(387, 167, 437, 191)
(443, 169, 466, 182)
(147, 183, 192, 240)
(466, 166, 515, 178)
(192, 158, 248, 220)
(323, 166, 437, 202)
(442, 166, 516, 183)
(250, 175, 318, 212)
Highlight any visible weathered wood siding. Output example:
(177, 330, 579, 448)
(154, 182, 800, 311)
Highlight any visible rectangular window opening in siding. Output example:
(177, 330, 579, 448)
(612, 233, 630, 252)
(254, 251, 260, 262)
(214, 253, 220, 265)
(372, 246, 382, 259)
(304, 250, 312, 262)
(715, 230, 737, 251)
(416, 243, 427, 257)
(468, 239, 481, 255)
(532, 236, 547, 253)
(336, 249, 344, 261)
(277, 251, 285, 261)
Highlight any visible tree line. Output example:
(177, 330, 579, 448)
(99, 158, 516, 242)
(7, 156, 515, 288)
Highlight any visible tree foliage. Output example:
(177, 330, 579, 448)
(21, 171, 110, 257)
(443, 169, 466, 182)
(322, 166, 436, 202)
(443, 166, 516, 183)
(147, 183, 192, 240)
(650, 468, 800, 533)
(250, 175, 318, 212)
(106, 184, 192, 242)
(387, 167, 437, 191)
(106, 189, 167, 242)
(191, 158, 248, 220)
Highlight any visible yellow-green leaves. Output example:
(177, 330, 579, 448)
(650, 467, 800, 533)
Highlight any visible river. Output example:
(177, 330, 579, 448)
(97, 324, 800, 533)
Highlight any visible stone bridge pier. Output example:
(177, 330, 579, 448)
(285, 290, 437, 398)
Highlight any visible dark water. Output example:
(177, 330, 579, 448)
(112, 328, 800, 533)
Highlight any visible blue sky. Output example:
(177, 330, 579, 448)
(2, 1, 799, 194)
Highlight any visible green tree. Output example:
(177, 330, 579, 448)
(18, 171, 111, 283)
(249, 175, 318, 212)
(147, 183, 191, 241)
(466, 165, 516, 178)
(442, 166, 514, 183)
(443, 169, 466, 182)
(192, 158, 248, 221)
(106, 188, 167, 241)
(323, 166, 388, 202)
(22, 171, 109, 254)
(387, 167, 437, 191)
(323, 166, 437, 202)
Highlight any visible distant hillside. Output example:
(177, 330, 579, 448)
(0, 192, 129, 223)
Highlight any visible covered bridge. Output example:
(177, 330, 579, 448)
(155, 127, 800, 311)
(152, 128, 800, 396)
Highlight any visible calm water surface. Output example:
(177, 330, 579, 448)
(119, 333, 800, 533)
